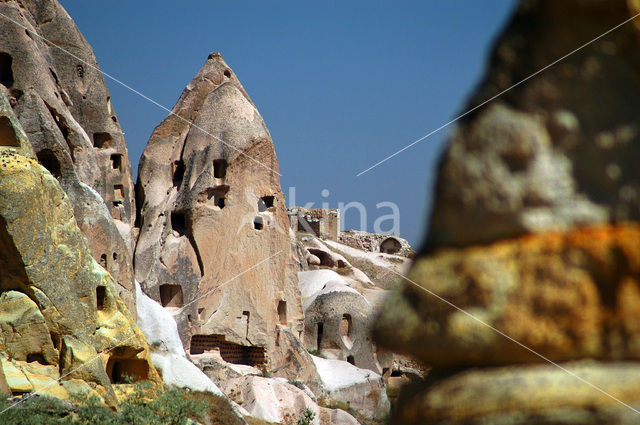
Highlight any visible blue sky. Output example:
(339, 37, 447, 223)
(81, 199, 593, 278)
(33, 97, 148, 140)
(60, 1, 517, 247)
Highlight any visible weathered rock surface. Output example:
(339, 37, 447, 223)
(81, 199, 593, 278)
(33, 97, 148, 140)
(299, 270, 380, 373)
(339, 230, 414, 258)
(374, 1, 640, 423)
(311, 355, 389, 420)
(393, 361, 640, 425)
(223, 375, 359, 425)
(135, 53, 303, 367)
(0, 0, 137, 312)
(376, 224, 640, 367)
(0, 99, 159, 402)
(424, 0, 640, 251)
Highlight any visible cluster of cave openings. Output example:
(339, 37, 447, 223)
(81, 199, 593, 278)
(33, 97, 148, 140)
(93, 132, 113, 149)
(189, 334, 266, 367)
(110, 153, 122, 171)
(341, 314, 353, 347)
(277, 300, 287, 325)
(0, 52, 14, 88)
(96, 285, 107, 310)
(106, 357, 149, 384)
(159, 284, 183, 308)
(258, 196, 275, 212)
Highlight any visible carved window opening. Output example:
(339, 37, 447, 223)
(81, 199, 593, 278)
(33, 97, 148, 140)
(316, 322, 324, 350)
(159, 284, 183, 308)
(213, 159, 227, 179)
(106, 357, 149, 384)
(99, 254, 107, 269)
(172, 160, 184, 187)
(110, 154, 122, 171)
(0, 52, 14, 88)
(93, 132, 112, 149)
(277, 300, 287, 325)
(189, 334, 266, 366)
(36, 149, 62, 178)
(0, 116, 20, 147)
(171, 211, 187, 236)
(347, 355, 355, 365)
(96, 286, 106, 310)
(253, 216, 264, 230)
(259, 196, 275, 212)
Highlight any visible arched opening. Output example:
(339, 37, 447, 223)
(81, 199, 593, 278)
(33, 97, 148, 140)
(277, 300, 287, 325)
(346, 355, 355, 366)
(380, 237, 402, 255)
(213, 159, 227, 179)
(159, 284, 183, 308)
(96, 286, 106, 310)
(36, 149, 62, 178)
(26, 353, 48, 365)
(106, 357, 149, 384)
(307, 249, 334, 267)
(0, 52, 14, 88)
(99, 254, 107, 269)
(0, 116, 20, 147)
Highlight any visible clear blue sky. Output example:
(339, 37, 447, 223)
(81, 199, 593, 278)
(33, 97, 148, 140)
(60, 1, 517, 247)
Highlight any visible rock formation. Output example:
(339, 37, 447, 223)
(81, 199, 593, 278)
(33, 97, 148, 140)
(0, 93, 160, 404)
(134, 53, 304, 372)
(374, 0, 640, 423)
(0, 0, 137, 312)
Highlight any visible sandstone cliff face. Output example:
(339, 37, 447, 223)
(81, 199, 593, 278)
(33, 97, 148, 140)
(135, 53, 303, 363)
(374, 1, 640, 423)
(0, 0, 137, 312)
(0, 96, 160, 403)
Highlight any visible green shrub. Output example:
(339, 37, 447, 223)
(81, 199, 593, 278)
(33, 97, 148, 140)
(0, 383, 235, 425)
(297, 408, 315, 425)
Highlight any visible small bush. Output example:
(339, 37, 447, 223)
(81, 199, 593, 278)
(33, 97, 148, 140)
(288, 380, 305, 390)
(297, 408, 315, 425)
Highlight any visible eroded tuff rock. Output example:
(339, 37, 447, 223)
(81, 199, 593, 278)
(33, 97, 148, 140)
(424, 0, 640, 251)
(374, 1, 640, 423)
(0, 100, 160, 403)
(135, 53, 303, 371)
(0, 0, 136, 312)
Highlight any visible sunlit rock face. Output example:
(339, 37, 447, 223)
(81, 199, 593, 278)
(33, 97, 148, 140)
(0, 0, 137, 312)
(135, 53, 303, 367)
(0, 97, 160, 403)
(374, 1, 640, 423)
